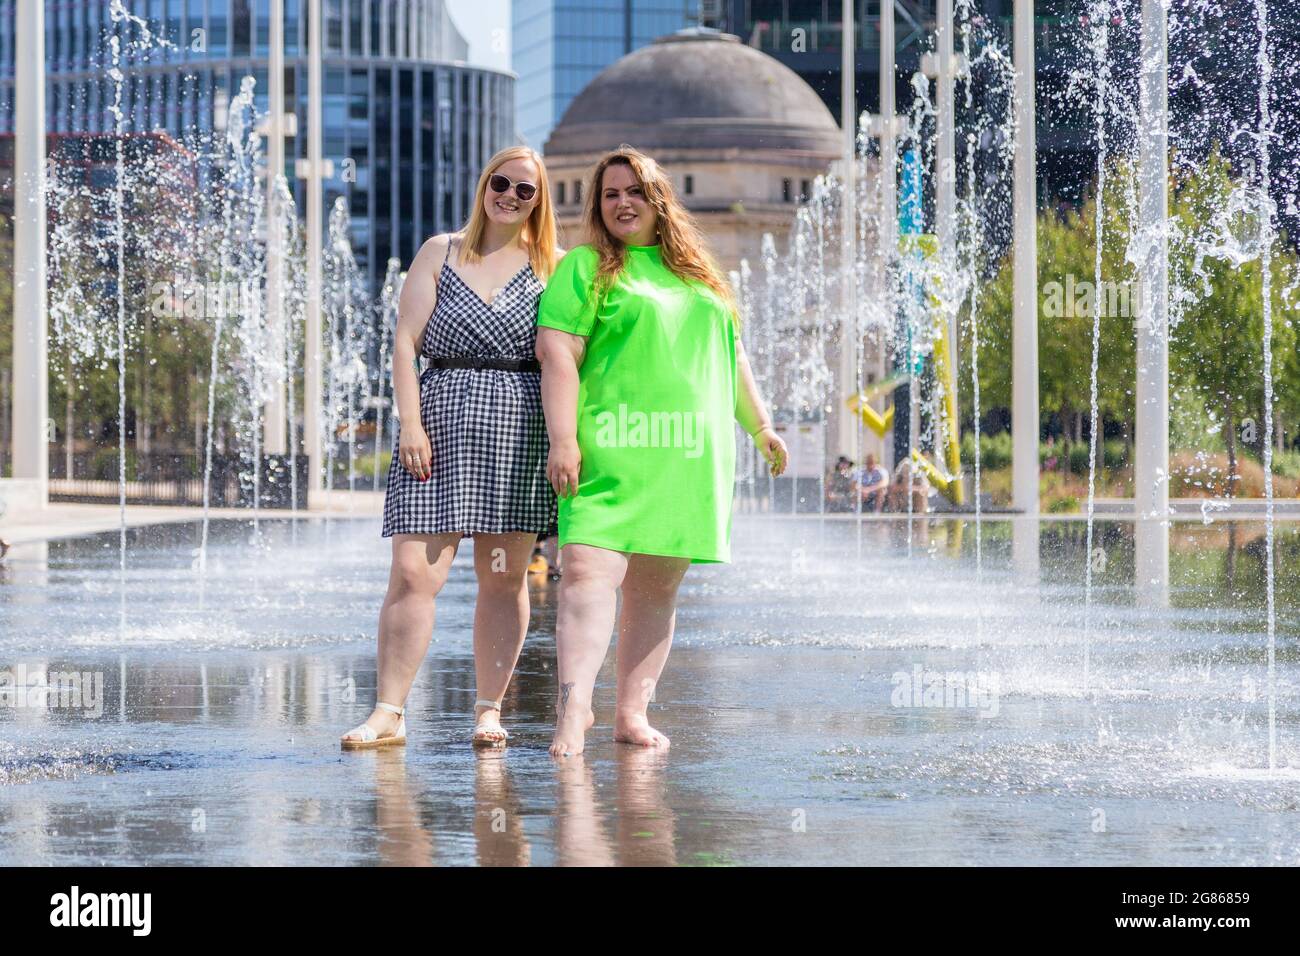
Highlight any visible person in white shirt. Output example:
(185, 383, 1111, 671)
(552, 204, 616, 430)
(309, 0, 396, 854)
(857, 454, 890, 513)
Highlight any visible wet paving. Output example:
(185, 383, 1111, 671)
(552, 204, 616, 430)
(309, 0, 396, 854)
(1, 513, 1298, 865)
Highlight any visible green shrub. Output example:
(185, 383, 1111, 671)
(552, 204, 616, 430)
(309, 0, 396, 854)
(1047, 495, 1079, 513)
(354, 450, 393, 480)
(959, 430, 1012, 470)
(91, 447, 138, 481)
(1068, 443, 1092, 475)
(960, 433, 1123, 475)
(1272, 449, 1300, 479)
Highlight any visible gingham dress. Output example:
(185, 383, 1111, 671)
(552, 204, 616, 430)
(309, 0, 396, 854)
(381, 237, 557, 538)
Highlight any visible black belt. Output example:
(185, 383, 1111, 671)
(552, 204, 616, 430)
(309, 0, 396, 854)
(425, 356, 540, 372)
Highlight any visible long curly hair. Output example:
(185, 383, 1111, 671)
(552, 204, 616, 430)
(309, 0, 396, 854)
(581, 145, 737, 320)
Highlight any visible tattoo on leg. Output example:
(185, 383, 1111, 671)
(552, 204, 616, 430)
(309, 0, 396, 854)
(557, 681, 574, 719)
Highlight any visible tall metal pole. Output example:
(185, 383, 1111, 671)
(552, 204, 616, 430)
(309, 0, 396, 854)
(936, 0, 958, 440)
(840, 0, 859, 464)
(1135, 0, 1170, 604)
(879, 0, 896, 471)
(1012, 0, 1039, 516)
(1011, 0, 1040, 580)
(305, 0, 325, 502)
(12, 0, 48, 506)
(264, 0, 288, 455)
(935, 0, 955, 244)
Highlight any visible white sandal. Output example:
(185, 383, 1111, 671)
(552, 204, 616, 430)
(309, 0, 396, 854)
(472, 698, 509, 747)
(340, 701, 407, 750)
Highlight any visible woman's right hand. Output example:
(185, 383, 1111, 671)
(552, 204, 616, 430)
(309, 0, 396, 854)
(398, 424, 433, 481)
(547, 438, 582, 498)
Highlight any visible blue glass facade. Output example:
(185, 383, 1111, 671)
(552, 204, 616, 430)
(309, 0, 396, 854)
(0, 0, 510, 294)
(710, 0, 1138, 203)
(513, 0, 697, 149)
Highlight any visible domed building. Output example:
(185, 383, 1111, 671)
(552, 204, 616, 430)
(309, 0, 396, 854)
(541, 28, 842, 272)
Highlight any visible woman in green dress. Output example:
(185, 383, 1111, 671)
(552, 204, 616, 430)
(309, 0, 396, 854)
(536, 146, 788, 757)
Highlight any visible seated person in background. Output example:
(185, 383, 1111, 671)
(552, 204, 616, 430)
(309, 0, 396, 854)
(886, 458, 930, 514)
(825, 456, 856, 512)
(857, 454, 890, 513)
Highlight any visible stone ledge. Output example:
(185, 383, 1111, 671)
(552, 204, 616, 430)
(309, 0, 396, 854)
(0, 479, 48, 521)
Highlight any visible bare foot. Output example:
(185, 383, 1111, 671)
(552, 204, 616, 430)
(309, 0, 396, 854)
(550, 706, 595, 758)
(614, 712, 670, 748)
(473, 704, 508, 747)
(340, 706, 402, 744)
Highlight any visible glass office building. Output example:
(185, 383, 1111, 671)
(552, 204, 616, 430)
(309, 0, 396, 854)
(0, 0, 516, 293)
(706, 0, 1127, 204)
(512, 0, 698, 150)
(705, 0, 934, 118)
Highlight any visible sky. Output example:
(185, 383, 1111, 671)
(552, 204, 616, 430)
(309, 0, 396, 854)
(445, 0, 512, 73)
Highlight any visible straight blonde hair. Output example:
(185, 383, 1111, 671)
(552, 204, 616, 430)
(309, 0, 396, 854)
(457, 146, 558, 279)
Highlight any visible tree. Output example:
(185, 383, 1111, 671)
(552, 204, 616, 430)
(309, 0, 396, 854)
(962, 148, 1300, 497)
(1169, 149, 1300, 493)
(961, 161, 1137, 448)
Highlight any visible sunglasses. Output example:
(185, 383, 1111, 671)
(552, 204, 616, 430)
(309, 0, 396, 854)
(488, 173, 537, 202)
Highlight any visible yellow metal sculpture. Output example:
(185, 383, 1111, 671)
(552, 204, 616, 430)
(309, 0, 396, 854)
(845, 233, 965, 506)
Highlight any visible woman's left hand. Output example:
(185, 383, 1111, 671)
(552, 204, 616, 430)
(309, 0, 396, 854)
(753, 426, 788, 477)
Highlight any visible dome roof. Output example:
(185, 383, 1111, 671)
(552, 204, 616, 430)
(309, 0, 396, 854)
(543, 29, 841, 157)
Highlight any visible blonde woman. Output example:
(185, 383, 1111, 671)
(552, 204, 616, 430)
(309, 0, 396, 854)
(536, 146, 788, 757)
(342, 146, 558, 749)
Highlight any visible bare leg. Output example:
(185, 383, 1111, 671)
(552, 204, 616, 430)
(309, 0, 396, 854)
(549, 543, 629, 757)
(614, 554, 689, 748)
(470, 532, 538, 743)
(341, 533, 460, 742)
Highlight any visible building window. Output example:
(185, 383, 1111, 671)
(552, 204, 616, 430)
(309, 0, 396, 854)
(574, 179, 582, 205)
(285, 0, 300, 55)
(350, 0, 365, 55)
(684, 173, 694, 195)
(800, 179, 811, 201)
(782, 178, 792, 202)
(556, 180, 565, 205)
(326, 0, 343, 53)
(233, 0, 251, 57)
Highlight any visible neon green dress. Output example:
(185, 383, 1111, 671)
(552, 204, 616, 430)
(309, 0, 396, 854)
(536, 243, 738, 563)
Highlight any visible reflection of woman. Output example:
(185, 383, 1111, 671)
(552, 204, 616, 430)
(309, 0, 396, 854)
(341, 146, 558, 750)
(473, 750, 531, 866)
(535, 146, 787, 757)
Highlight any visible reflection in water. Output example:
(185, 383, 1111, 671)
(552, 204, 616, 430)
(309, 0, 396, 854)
(550, 749, 678, 867)
(1134, 517, 1171, 609)
(0, 515, 1297, 866)
(373, 750, 435, 867)
(473, 749, 530, 867)
(1011, 516, 1040, 584)
(613, 749, 677, 867)
(554, 756, 615, 867)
